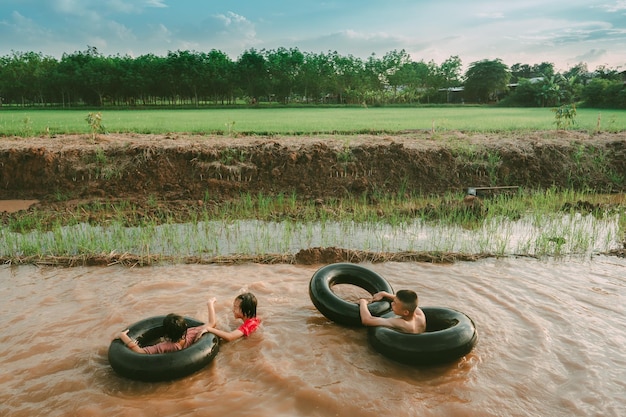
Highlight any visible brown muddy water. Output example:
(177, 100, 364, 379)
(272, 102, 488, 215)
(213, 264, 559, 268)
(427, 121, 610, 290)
(1, 258, 625, 417)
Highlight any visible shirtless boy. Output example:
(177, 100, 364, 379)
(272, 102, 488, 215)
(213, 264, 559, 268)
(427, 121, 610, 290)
(359, 290, 426, 334)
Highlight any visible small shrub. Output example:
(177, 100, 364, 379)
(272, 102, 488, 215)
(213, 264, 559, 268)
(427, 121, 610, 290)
(225, 120, 236, 136)
(21, 117, 33, 136)
(86, 112, 105, 141)
(551, 104, 577, 130)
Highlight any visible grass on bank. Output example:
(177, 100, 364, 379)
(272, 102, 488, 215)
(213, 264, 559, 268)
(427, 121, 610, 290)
(2, 107, 626, 137)
(1, 188, 624, 263)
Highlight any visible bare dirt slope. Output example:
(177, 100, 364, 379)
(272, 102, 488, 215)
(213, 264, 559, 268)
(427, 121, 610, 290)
(1, 130, 625, 207)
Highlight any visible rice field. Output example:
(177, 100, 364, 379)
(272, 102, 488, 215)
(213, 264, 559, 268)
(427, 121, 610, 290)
(2, 107, 626, 136)
(1, 189, 624, 263)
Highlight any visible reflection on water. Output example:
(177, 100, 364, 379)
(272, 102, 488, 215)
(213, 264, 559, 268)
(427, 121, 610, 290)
(2, 212, 621, 259)
(1, 258, 625, 417)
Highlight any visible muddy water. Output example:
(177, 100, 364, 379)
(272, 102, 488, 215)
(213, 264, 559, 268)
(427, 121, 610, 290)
(0, 200, 39, 213)
(1, 258, 624, 417)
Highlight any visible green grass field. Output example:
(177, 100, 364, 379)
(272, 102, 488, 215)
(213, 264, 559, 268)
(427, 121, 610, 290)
(1, 107, 625, 136)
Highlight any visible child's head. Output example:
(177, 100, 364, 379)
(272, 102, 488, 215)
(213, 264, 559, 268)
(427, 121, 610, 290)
(393, 290, 418, 315)
(234, 292, 257, 319)
(163, 313, 188, 341)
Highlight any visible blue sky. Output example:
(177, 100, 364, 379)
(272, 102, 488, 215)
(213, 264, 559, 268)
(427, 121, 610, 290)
(1, 0, 625, 72)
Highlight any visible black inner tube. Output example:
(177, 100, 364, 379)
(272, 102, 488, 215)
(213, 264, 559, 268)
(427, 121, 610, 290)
(367, 307, 478, 366)
(108, 316, 220, 382)
(309, 263, 393, 326)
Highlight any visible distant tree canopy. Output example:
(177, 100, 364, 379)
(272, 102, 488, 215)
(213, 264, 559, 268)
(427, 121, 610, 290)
(0, 46, 624, 108)
(464, 59, 511, 103)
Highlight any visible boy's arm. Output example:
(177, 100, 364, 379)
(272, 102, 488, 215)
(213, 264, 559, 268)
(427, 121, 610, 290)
(359, 299, 392, 327)
(371, 291, 394, 302)
(359, 299, 407, 329)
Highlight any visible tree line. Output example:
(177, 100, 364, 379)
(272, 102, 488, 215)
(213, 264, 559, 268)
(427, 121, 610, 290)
(0, 46, 624, 108)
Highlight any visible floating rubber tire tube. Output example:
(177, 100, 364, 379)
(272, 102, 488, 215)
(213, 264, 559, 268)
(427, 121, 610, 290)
(309, 262, 393, 327)
(108, 316, 219, 382)
(368, 307, 478, 366)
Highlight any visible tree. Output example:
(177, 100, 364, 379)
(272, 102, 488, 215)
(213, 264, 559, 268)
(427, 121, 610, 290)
(464, 59, 510, 103)
(536, 75, 562, 107)
(592, 65, 621, 81)
(297, 51, 333, 103)
(265, 47, 304, 103)
(603, 81, 626, 108)
(510, 63, 533, 83)
(501, 78, 540, 106)
(133, 53, 167, 105)
(236, 49, 269, 101)
(582, 78, 610, 107)
(532, 62, 555, 79)
(581, 78, 626, 108)
(54, 47, 104, 106)
(164, 50, 205, 106)
(438, 55, 463, 87)
(204, 49, 235, 104)
(328, 51, 365, 104)
(562, 63, 589, 85)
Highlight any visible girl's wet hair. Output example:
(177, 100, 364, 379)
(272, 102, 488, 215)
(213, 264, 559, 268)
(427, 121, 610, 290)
(236, 292, 257, 318)
(163, 313, 188, 341)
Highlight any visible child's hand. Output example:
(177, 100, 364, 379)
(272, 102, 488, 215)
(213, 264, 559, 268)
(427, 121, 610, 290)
(358, 299, 369, 306)
(371, 292, 384, 301)
(195, 327, 212, 342)
(116, 329, 130, 342)
(194, 331, 204, 342)
(208, 297, 216, 305)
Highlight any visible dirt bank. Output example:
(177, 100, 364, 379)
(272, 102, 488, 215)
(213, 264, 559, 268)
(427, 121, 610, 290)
(1, 130, 625, 207)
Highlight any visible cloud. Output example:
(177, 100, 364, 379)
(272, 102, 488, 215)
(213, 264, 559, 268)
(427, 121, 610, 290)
(598, 1, 626, 12)
(215, 11, 252, 28)
(52, 0, 83, 14)
(52, 0, 166, 16)
(475, 12, 505, 19)
(146, 23, 173, 45)
(573, 48, 607, 63)
(144, 0, 168, 7)
(52, 0, 99, 19)
(301, 29, 416, 52)
(1, 11, 51, 41)
(212, 11, 259, 47)
(107, 20, 137, 43)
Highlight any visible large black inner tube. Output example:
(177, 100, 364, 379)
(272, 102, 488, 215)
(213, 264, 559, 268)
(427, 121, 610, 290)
(108, 316, 219, 382)
(309, 263, 393, 327)
(367, 307, 478, 366)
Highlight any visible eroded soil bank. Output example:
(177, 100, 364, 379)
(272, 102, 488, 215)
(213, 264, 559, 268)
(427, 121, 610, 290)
(2, 130, 625, 202)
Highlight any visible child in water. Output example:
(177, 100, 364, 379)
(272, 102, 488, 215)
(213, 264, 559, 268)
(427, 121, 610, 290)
(359, 290, 426, 334)
(119, 292, 260, 353)
(195, 292, 261, 342)
(118, 297, 218, 354)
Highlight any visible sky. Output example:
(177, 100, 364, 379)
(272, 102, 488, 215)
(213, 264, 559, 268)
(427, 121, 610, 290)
(1, 0, 625, 72)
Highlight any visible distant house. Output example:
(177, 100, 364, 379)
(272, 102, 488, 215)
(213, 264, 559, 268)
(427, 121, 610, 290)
(440, 77, 548, 103)
(507, 77, 544, 89)
(438, 86, 465, 103)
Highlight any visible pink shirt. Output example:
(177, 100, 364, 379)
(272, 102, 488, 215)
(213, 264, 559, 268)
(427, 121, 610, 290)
(142, 326, 203, 354)
(238, 317, 261, 336)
